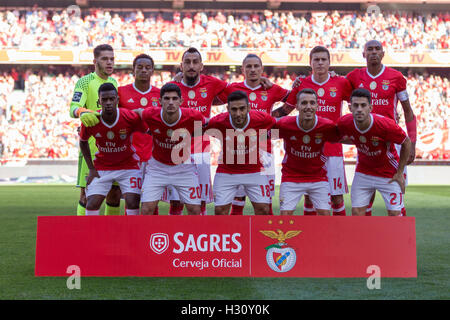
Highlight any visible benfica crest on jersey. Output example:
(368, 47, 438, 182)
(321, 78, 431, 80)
(329, 87, 337, 97)
(199, 88, 207, 98)
(260, 229, 302, 273)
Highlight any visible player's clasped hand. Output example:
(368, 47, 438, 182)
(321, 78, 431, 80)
(86, 168, 100, 186)
(81, 111, 101, 127)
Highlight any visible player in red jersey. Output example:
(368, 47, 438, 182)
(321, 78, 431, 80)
(164, 47, 230, 215)
(216, 54, 290, 215)
(337, 88, 412, 216)
(79, 83, 145, 216)
(118, 54, 161, 214)
(275, 88, 340, 215)
(135, 83, 205, 215)
(279, 46, 353, 216)
(205, 90, 276, 215)
(346, 40, 417, 216)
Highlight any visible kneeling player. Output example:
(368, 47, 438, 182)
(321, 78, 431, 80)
(79, 83, 144, 216)
(337, 88, 411, 216)
(275, 88, 340, 215)
(205, 90, 276, 215)
(135, 83, 205, 215)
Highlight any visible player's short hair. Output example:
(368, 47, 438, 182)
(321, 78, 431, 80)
(227, 90, 249, 105)
(98, 83, 117, 96)
(296, 88, 318, 102)
(242, 53, 263, 66)
(160, 83, 182, 98)
(93, 44, 114, 59)
(350, 88, 372, 105)
(182, 47, 202, 62)
(133, 53, 154, 69)
(309, 46, 330, 62)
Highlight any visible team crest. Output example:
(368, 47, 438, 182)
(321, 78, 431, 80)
(249, 92, 257, 101)
(370, 81, 377, 90)
(188, 90, 196, 99)
(152, 97, 159, 107)
(329, 87, 337, 98)
(371, 136, 380, 146)
(261, 91, 268, 101)
(140, 97, 148, 106)
(382, 80, 390, 91)
(106, 131, 115, 140)
(167, 129, 173, 137)
(119, 129, 127, 140)
(317, 88, 325, 97)
(359, 136, 367, 143)
(315, 133, 323, 144)
(200, 88, 208, 98)
(260, 228, 302, 273)
(149, 233, 169, 254)
(302, 135, 310, 144)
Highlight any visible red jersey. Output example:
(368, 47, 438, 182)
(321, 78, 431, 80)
(217, 81, 289, 114)
(205, 110, 276, 174)
(337, 113, 407, 178)
(142, 107, 205, 166)
(169, 75, 228, 153)
(79, 108, 145, 171)
(274, 115, 339, 183)
(346, 65, 408, 122)
(285, 74, 353, 157)
(118, 83, 161, 162)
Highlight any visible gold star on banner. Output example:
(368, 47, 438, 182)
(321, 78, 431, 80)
(268, 220, 272, 225)
(279, 220, 283, 225)
(289, 220, 294, 225)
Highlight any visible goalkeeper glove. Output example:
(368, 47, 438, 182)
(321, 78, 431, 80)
(80, 111, 101, 127)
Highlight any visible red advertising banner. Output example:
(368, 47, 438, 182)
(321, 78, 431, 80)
(35, 216, 416, 278)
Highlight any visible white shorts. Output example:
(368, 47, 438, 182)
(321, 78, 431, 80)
(279, 181, 331, 211)
(351, 172, 404, 211)
(395, 144, 408, 186)
(86, 169, 142, 198)
(235, 151, 276, 198)
(165, 152, 213, 203)
(141, 158, 201, 205)
(325, 156, 348, 196)
(213, 172, 272, 206)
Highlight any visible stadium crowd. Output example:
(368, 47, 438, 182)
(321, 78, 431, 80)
(0, 8, 448, 49)
(0, 69, 448, 161)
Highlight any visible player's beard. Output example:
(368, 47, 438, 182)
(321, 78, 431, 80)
(185, 74, 199, 86)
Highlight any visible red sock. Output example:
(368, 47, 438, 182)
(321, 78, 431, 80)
(200, 202, 207, 216)
(153, 206, 159, 216)
(304, 202, 316, 216)
(401, 207, 406, 216)
(365, 202, 373, 216)
(230, 200, 245, 215)
(269, 202, 273, 215)
(169, 203, 183, 215)
(332, 202, 346, 216)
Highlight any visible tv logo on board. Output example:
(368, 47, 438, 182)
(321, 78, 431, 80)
(150, 233, 169, 254)
(260, 227, 301, 273)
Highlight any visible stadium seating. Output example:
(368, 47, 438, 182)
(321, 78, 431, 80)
(0, 9, 448, 49)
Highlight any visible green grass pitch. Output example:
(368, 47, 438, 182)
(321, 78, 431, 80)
(0, 184, 448, 300)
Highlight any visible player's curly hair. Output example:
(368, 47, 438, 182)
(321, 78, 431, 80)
(160, 83, 182, 98)
(350, 88, 372, 105)
(133, 54, 154, 69)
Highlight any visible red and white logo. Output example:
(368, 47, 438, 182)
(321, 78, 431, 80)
(149, 233, 169, 254)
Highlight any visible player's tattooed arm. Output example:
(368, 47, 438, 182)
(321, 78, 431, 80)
(271, 103, 295, 118)
(173, 72, 183, 82)
(80, 140, 99, 186)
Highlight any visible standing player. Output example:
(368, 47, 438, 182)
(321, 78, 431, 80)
(216, 54, 290, 215)
(71, 44, 122, 216)
(275, 88, 340, 215)
(79, 83, 144, 216)
(278, 46, 353, 216)
(136, 83, 204, 215)
(337, 89, 412, 216)
(118, 54, 161, 214)
(166, 47, 229, 215)
(346, 40, 417, 216)
(205, 90, 275, 215)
